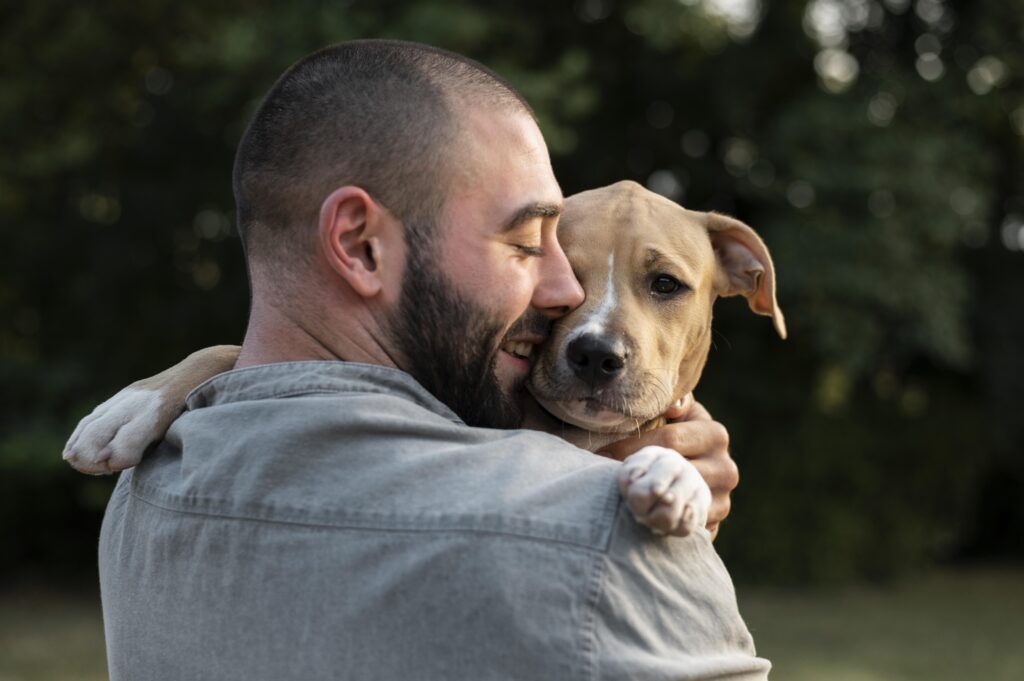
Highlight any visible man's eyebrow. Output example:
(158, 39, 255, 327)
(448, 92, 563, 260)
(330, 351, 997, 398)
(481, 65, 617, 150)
(500, 202, 563, 233)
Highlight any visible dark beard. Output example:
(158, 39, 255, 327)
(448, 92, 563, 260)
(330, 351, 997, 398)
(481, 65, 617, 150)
(387, 244, 528, 430)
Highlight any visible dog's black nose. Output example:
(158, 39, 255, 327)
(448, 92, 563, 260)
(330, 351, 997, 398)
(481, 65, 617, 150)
(566, 334, 626, 386)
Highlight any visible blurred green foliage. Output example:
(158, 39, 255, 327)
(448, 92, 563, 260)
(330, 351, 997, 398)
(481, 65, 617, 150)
(2, 0, 1022, 582)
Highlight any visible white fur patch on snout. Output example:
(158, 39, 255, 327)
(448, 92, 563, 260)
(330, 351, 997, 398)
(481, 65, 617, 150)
(62, 387, 172, 475)
(567, 252, 617, 343)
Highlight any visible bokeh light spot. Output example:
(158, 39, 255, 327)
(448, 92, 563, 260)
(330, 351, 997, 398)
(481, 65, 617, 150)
(949, 187, 979, 217)
(192, 259, 222, 290)
(77, 191, 121, 225)
(966, 56, 1007, 95)
(869, 189, 895, 218)
(815, 48, 860, 93)
(787, 180, 816, 208)
(1011, 107, 1024, 137)
(914, 0, 946, 26)
(915, 53, 944, 82)
(914, 33, 942, 56)
(193, 209, 233, 241)
(867, 92, 898, 126)
(681, 129, 711, 157)
(575, 0, 614, 23)
(722, 137, 756, 177)
(145, 67, 174, 95)
(704, 0, 763, 40)
(1000, 215, 1024, 252)
(647, 169, 686, 201)
(646, 100, 674, 129)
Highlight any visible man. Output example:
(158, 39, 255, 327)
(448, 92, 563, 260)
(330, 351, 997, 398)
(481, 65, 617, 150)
(98, 40, 769, 679)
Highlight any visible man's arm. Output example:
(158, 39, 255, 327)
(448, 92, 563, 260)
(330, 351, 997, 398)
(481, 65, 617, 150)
(591, 507, 770, 680)
(599, 395, 738, 539)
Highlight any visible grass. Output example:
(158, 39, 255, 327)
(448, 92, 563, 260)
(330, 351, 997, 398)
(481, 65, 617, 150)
(740, 566, 1024, 681)
(0, 583, 107, 681)
(0, 567, 1021, 680)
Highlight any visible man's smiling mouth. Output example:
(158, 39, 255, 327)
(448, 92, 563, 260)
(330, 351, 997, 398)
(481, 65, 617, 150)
(501, 341, 535, 360)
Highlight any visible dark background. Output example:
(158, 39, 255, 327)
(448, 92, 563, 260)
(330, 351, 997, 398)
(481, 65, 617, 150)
(3, 0, 1022, 591)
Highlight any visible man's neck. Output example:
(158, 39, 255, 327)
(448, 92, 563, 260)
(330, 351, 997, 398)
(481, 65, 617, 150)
(235, 298, 400, 370)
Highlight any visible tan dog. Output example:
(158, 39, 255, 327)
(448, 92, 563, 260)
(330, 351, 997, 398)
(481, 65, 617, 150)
(524, 181, 785, 451)
(63, 181, 784, 537)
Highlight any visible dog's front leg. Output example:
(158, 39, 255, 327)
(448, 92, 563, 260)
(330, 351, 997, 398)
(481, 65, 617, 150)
(617, 446, 712, 537)
(62, 345, 240, 474)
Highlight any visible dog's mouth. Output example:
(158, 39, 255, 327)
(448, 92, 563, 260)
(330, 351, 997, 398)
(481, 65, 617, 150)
(527, 386, 651, 434)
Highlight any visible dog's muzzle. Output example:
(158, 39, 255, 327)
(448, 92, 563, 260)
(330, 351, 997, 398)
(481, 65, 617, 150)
(565, 333, 627, 389)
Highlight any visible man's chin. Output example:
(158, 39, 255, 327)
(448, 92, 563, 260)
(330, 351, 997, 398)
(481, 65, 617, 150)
(493, 372, 529, 428)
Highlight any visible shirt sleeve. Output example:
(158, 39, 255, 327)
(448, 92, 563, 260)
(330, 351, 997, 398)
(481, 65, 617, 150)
(587, 505, 772, 681)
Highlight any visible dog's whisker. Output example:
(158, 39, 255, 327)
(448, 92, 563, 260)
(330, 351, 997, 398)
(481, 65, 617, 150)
(711, 327, 731, 351)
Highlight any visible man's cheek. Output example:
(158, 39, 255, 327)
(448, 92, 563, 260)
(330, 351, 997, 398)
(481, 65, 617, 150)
(507, 264, 541, 309)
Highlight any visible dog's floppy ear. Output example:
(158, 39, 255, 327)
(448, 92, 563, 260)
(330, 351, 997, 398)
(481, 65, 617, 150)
(704, 212, 787, 339)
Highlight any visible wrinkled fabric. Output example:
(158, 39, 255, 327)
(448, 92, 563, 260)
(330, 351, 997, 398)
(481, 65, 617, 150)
(99, 361, 770, 680)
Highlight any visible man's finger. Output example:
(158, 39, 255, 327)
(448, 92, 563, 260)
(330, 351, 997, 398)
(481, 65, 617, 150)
(663, 420, 730, 458)
(688, 453, 740, 494)
(600, 420, 728, 460)
(667, 398, 711, 423)
(706, 494, 731, 529)
(662, 393, 694, 421)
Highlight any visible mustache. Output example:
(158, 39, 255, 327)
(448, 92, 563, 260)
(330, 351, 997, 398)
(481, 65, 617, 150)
(501, 309, 553, 344)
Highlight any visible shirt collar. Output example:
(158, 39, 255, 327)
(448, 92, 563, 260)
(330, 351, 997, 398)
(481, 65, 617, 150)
(185, 360, 464, 425)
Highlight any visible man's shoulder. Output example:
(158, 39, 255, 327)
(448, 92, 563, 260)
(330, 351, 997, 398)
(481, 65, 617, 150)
(131, 363, 626, 551)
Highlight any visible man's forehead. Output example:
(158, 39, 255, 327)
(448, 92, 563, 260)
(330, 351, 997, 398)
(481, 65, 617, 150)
(441, 107, 561, 228)
(455, 107, 551, 169)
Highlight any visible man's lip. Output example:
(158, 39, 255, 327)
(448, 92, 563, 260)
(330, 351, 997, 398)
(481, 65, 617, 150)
(499, 335, 546, 361)
(503, 335, 546, 346)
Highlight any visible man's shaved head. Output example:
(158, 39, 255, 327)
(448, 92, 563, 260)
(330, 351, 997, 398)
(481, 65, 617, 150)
(233, 39, 534, 277)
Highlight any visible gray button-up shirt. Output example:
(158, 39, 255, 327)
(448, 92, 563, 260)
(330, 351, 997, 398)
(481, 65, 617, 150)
(100, 361, 770, 680)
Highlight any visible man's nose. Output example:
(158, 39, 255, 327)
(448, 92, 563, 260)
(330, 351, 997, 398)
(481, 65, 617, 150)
(532, 239, 585, 318)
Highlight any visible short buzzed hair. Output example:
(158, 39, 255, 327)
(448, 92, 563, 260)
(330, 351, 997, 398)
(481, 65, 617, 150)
(233, 40, 534, 274)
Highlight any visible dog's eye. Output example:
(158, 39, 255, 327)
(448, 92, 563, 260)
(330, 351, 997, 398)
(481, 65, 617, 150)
(651, 275, 683, 295)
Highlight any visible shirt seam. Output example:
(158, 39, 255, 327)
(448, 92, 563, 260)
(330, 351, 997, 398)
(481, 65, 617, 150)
(580, 482, 624, 680)
(127, 483, 615, 555)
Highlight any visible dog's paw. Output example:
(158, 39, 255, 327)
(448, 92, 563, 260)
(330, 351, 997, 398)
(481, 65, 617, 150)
(617, 445, 711, 537)
(62, 387, 177, 475)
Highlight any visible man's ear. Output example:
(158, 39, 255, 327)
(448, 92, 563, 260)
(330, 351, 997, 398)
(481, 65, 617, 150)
(318, 186, 392, 298)
(704, 211, 787, 339)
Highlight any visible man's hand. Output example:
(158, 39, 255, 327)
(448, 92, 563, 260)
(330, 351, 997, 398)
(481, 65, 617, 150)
(599, 394, 738, 540)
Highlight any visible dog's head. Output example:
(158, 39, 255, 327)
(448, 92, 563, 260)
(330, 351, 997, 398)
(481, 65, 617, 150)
(529, 181, 785, 433)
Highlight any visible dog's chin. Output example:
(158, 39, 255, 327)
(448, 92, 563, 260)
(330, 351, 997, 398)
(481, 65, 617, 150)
(529, 394, 640, 434)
